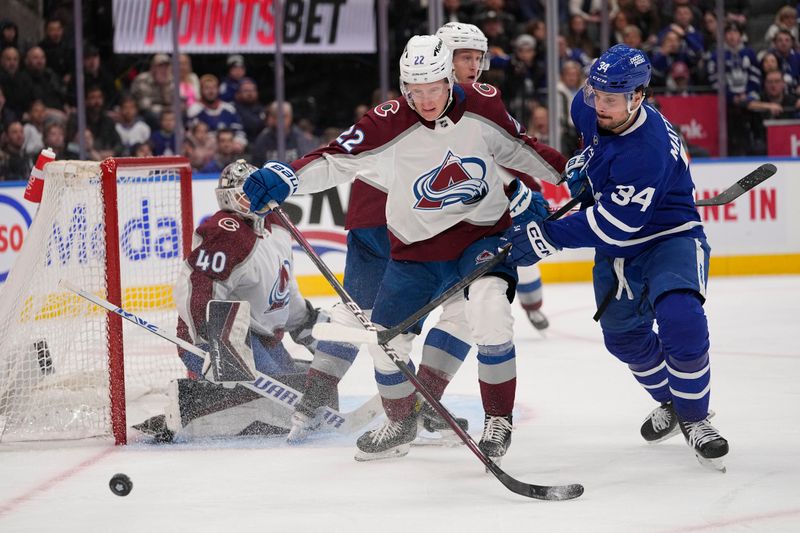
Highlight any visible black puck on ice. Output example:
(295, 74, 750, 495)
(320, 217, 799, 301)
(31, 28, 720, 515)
(109, 473, 133, 496)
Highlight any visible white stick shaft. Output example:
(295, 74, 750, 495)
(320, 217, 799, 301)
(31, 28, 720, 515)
(58, 278, 207, 358)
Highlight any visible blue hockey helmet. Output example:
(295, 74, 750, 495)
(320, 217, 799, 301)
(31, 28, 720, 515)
(587, 44, 651, 94)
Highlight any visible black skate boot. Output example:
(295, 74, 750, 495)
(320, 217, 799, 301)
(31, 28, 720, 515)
(478, 414, 513, 467)
(640, 402, 679, 443)
(355, 412, 418, 461)
(679, 417, 729, 472)
(526, 309, 549, 331)
(414, 401, 469, 447)
(287, 378, 339, 443)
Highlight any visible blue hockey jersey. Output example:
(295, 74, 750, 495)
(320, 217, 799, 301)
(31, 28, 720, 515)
(544, 95, 705, 259)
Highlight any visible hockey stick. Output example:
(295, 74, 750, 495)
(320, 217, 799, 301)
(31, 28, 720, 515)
(314, 193, 586, 346)
(58, 279, 382, 435)
(695, 163, 777, 206)
(267, 200, 584, 501)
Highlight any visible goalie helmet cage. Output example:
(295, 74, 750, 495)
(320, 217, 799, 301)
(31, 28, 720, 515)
(0, 157, 193, 445)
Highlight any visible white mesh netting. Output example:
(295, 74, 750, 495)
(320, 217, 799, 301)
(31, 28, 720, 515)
(0, 159, 189, 443)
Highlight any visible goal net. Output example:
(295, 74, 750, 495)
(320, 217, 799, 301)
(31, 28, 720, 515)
(0, 157, 193, 444)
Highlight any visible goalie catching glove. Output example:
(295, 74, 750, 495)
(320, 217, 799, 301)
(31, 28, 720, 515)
(500, 191, 560, 267)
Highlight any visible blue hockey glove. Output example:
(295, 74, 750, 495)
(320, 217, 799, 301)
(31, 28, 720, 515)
(564, 153, 591, 201)
(500, 213, 560, 267)
(243, 160, 299, 214)
(508, 179, 550, 221)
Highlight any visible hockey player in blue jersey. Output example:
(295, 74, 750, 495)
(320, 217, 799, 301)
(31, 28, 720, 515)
(501, 44, 729, 471)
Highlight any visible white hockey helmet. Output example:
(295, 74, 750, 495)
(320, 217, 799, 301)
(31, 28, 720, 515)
(216, 159, 266, 236)
(435, 22, 490, 72)
(399, 35, 454, 118)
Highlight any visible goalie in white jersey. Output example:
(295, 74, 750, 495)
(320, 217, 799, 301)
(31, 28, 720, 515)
(244, 36, 566, 461)
(135, 160, 357, 441)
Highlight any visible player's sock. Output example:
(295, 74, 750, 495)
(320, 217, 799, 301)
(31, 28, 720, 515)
(477, 342, 516, 416)
(517, 265, 548, 330)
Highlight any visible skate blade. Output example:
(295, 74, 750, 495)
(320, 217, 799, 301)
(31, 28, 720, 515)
(412, 432, 464, 447)
(695, 453, 726, 473)
(354, 443, 411, 462)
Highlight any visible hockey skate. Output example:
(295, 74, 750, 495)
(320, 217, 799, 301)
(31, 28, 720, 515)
(679, 417, 729, 472)
(354, 412, 418, 461)
(479, 414, 513, 469)
(413, 401, 469, 447)
(286, 378, 339, 443)
(640, 402, 679, 443)
(525, 309, 549, 331)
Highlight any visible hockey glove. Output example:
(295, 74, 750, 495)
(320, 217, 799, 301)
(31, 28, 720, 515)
(508, 181, 550, 221)
(243, 160, 299, 215)
(289, 299, 327, 355)
(564, 153, 592, 204)
(500, 212, 560, 267)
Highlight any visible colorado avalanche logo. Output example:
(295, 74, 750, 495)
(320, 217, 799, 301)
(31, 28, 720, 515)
(413, 151, 488, 210)
(267, 259, 291, 312)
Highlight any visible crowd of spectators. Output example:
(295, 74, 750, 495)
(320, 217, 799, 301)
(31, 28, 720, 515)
(1, 1, 799, 181)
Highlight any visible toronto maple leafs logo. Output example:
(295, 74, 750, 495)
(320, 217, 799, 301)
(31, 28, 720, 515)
(266, 259, 292, 312)
(413, 151, 488, 210)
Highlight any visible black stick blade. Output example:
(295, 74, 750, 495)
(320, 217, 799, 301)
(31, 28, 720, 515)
(489, 462, 585, 501)
(696, 164, 777, 207)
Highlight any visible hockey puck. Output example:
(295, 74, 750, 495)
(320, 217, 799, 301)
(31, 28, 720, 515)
(109, 473, 133, 496)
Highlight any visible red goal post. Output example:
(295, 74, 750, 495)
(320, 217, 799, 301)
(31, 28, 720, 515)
(0, 157, 194, 445)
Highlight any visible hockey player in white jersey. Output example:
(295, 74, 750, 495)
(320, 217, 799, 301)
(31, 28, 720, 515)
(134, 160, 357, 441)
(436, 21, 551, 331)
(501, 45, 729, 470)
(243, 36, 566, 461)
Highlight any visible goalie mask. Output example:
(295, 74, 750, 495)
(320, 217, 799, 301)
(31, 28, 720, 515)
(399, 35, 454, 120)
(216, 159, 266, 236)
(435, 23, 490, 76)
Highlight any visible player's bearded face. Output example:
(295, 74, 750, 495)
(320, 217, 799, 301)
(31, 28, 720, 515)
(408, 80, 450, 121)
(587, 86, 642, 131)
(452, 50, 483, 82)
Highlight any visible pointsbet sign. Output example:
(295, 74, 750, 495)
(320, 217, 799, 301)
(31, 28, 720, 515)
(113, 0, 376, 53)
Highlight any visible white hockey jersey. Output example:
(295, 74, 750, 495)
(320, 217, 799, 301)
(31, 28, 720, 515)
(175, 211, 308, 344)
(292, 82, 566, 261)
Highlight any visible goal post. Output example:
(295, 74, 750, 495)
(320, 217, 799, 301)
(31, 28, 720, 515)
(0, 156, 194, 445)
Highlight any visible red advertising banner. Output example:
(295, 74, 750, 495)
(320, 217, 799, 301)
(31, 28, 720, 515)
(655, 94, 719, 157)
(765, 119, 800, 156)
(112, 0, 376, 54)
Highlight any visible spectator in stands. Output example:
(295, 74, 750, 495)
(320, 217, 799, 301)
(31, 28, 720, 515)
(558, 35, 592, 69)
(42, 120, 67, 159)
(443, 0, 475, 23)
(0, 120, 32, 181)
(526, 103, 550, 145)
(250, 101, 318, 167)
(131, 54, 174, 130)
(748, 70, 800, 119)
(658, 3, 704, 67)
(707, 22, 761, 155)
(0, 86, 16, 128)
(566, 13, 598, 58)
(622, 24, 644, 49)
(760, 52, 781, 79)
(200, 128, 238, 173)
(179, 53, 200, 108)
(612, 10, 631, 46)
(319, 126, 340, 147)
(497, 34, 547, 121)
(665, 60, 692, 96)
(38, 17, 72, 85)
(768, 30, 800, 95)
(763, 5, 798, 48)
(19, 46, 67, 115)
(0, 47, 33, 117)
(67, 86, 121, 160)
(700, 10, 717, 51)
(650, 30, 691, 87)
(187, 74, 247, 152)
(150, 109, 177, 156)
(185, 120, 215, 171)
(115, 94, 151, 155)
(66, 128, 102, 161)
(353, 103, 370, 122)
(71, 44, 117, 109)
(22, 99, 46, 157)
(475, 9, 512, 54)
(131, 141, 154, 158)
(556, 60, 582, 154)
(623, 0, 661, 50)
(220, 55, 247, 103)
(0, 19, 19, 51)
(234, 78, 265, 142)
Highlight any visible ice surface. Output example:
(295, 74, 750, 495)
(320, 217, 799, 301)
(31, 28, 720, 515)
(1, 276, 798, 532)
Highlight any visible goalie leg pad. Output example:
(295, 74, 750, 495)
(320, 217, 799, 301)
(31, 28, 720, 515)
(206, 300, 257, 382)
